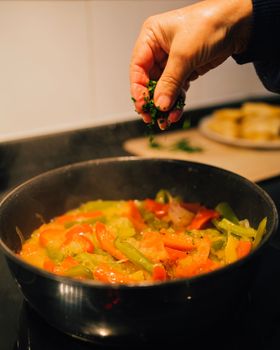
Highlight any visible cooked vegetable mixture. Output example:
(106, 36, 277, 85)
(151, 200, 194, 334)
(19, 190, 267, 284)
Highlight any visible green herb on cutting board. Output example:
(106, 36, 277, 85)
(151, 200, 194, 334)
(148, 135, 163, 149)
(171, 138, 203, 153)
(148, 137, 203, 153)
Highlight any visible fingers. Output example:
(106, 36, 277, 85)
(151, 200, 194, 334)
(168, 89, 186, 124)
(157, 106, 184, 130)
(130, 25, 155, 118)
(130, 16, 190, 128)
(157, 89, 186, 130)
(130, 64, 149, 115)
(157, 118, 169, 130)
(153, 38, 192, 111)
(130, 79, 151, 123)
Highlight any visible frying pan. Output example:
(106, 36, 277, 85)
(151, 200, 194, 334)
(0, 157, 278, 345)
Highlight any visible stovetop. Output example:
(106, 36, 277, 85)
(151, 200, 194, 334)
(1, 99, 280, 350)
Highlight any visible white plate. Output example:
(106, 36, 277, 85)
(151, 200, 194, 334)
(198, 116, 280, 149)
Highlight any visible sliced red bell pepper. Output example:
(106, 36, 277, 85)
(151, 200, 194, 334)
(162, 231, 194, 251)
(144, 199, 169, 218)
(63, 224, 94, 253)
(65, 223, 92, 237)
(126, 200, 146, 231)
(187, 207, 220, 230)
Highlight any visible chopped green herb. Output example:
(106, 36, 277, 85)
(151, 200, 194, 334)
(142, 80, 185, 128)
(175, 96, 185, 110)
(131, 80, 190, 147)
(148, 136, 203, 153)
(149, 136, 162, 148)
(182, 119, 191, 130)
(171, 138, 203, 153)
(142, 80, 187, 146)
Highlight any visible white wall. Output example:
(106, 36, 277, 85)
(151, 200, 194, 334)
(0, 0, 274, 142)
(0, 0, 92, 141)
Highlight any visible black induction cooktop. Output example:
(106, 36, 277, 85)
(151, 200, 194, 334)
(1, 99, 280, 350)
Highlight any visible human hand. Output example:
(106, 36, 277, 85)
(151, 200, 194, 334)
(130, 0, 252, 130)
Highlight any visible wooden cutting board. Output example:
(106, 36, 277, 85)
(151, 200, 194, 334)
(123, 128, 280, 182)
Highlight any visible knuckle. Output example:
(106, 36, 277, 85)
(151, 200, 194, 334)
(143, 15, 156, 30)
(160, 74, 182, 91)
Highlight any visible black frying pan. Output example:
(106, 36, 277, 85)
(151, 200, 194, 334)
(0, 157, 278, 345)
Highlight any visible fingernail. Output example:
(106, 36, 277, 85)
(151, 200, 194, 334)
(155, 95, 172, 111)
(157, 118, 169, 130)
(142, 114, 152, 123)
(168, 110, 182, 124)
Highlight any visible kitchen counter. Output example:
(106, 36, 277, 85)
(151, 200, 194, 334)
(1, 95, 280, 350)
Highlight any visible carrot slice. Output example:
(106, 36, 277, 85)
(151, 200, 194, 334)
(20, 241, 41, 255)
(39, 227, 65, 247)
(55, 211, 103, 224)
(126, 200, 146, 231)
(165, 247, 187, 261)
(174, 258, 218, 278)
(187, 207, 220, 230)
(43, 258, 56, 272)
(139, 231, 168, 262)
(95, 221, 127, 260)
(162, 232, 194, 251)
(236, 240, 252, 259)
(198, 258, 221, 274)
(152, 264, 167, 281)
(174, 237, 212, 278)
